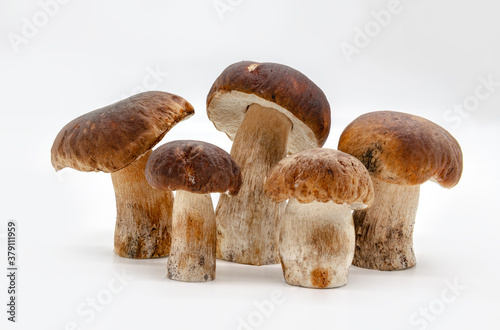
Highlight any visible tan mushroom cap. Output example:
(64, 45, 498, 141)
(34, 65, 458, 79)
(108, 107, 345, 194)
(145, 140, 242, 196)
(206, 61, 331, 154)
(264, 148, 374, 208)
(338, 111, 463, 188)
(51, 91, 194, 173)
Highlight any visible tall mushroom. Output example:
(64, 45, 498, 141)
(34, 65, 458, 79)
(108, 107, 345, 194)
(51, 91, 194, 259)
(338, 111, 463, 271)
(207, 61, 331, 265)
(264, 148, 374, 288)
(145, 140, 242, 282)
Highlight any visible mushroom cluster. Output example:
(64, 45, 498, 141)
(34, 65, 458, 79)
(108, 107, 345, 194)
(51, 61, 463, 287)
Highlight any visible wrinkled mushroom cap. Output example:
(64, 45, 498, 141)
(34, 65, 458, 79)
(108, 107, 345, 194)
(51, 91, 194, 173)
(264, 148, 374, 208)
(206, 61, 331, 154)
(338, 111, 463, 188)
(145, 140, 242, 196)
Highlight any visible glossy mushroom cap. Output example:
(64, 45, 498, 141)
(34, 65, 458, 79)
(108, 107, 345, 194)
(145, 140, 242, 196)
(206, 61, 331, 154)
(51, 91, 194, 173)
(264, 148, 374, 208)
(338, 111, 463, 188)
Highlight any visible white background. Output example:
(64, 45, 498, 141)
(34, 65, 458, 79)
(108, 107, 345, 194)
(1, 0, 499, 329)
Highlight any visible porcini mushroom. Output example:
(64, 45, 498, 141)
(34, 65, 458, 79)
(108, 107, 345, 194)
(338, 111, 463, 271)
(264, 148, 374, 288)
(51, 91, 194, 259)
(145, 140, 242, 282)
(207, 61, 331, 265)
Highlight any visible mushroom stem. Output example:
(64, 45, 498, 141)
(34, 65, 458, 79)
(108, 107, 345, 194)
(280, 199, 355, 288)
(167, 190, 216, 282)
(111, 149, 173, 259)
(352, 177, 420, 271)
(216, 104, 292, 266)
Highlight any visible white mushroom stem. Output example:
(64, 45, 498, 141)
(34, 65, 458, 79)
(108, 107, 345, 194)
(352, 177, 420, 271)
(111, 149, 173, 259)
(167, 190, 216, 282)
(216, 104, 292, 266)
(280, 198, 355, 289)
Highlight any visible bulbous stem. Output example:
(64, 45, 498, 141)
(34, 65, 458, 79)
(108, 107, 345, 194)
(167, 190, 216, 282)
(216, 104, 292, 266)
(352, 177, 420, 271)
(111, 149, 173, 259)
(280, 199, 355, 289)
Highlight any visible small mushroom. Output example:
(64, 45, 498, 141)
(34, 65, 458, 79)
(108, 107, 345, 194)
(338, 111, 463, 271)
(207, 61, 331, 265)
(51, 92, 194, 259)
(264, 148, 374, 288)
(145, 140, 241, 282)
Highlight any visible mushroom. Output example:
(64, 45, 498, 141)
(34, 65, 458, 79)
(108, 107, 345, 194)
(145, 140, 242, 282)
(264, 148, 374, 288)
(338, 111, 463, 271)
(51, 91, 194, 259)
(207, 61, 331, 265)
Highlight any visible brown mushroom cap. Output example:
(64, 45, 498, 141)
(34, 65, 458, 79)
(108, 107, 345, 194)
(338, 111, 463, 188)
(264, 148, 374, 207)
(51, 91, 194, 173)
(145, 140, 242, 196)
(206, 61, 331, 154)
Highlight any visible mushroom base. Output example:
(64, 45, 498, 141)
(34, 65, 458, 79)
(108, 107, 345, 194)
(216, 104, 291, 266)
(280, 199, 355, 289)
(352, 177, 420, 271)
(112, 150, 173, 259)
(167, 191, 216, 282)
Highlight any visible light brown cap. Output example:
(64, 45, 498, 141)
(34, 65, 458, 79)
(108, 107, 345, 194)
(206, 61, 331, 154)
(264, 148, 374, 208)
(145, 140, 242, 195)
(51, 91, 194, 173)
(338, 111, 463, 188)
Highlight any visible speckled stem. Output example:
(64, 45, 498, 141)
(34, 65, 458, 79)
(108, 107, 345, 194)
(216, 104, 292, 266)
(353, 177, 420, 271)
(280, 199, 354, 289)
(167, 190, 216, 282)
(111, 149, 173, 259)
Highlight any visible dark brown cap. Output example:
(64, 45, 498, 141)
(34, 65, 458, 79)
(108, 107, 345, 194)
(206, 61, 331, 154)
(264, 148, 374, 207)
(51, 91, 194, 173)
(338, 111, 463, 188)
(145, 140, 242, 195)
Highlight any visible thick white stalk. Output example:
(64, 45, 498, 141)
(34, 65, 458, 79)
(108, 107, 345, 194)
(353, 177, 420, 271)
(280, 199, 355, 289)
(216, 104, 292, 266)
(111, 150, 173, 259)
(168, 190, 216, 282)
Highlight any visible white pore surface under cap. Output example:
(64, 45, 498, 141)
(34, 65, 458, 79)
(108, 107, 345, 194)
(208, 90, 319, 154)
